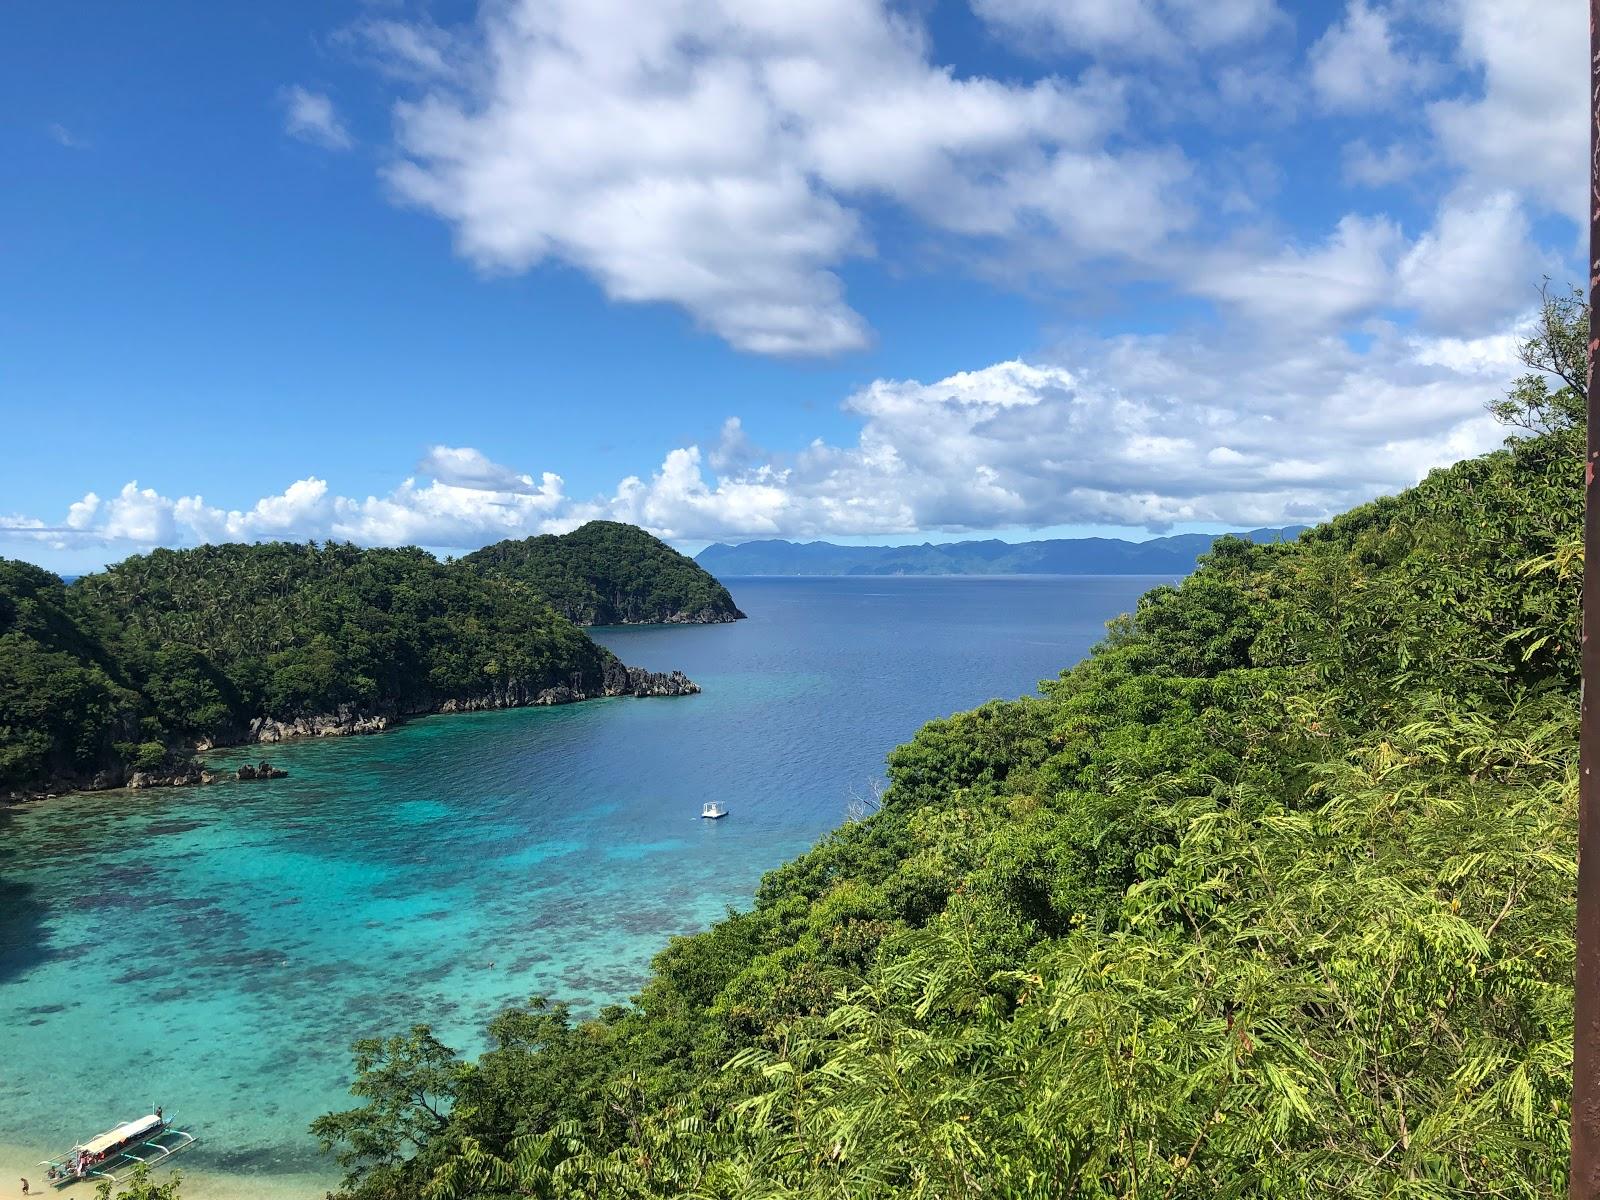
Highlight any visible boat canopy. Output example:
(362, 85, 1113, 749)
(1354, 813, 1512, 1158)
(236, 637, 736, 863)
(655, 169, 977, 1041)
(81, 1115, 162, 1156)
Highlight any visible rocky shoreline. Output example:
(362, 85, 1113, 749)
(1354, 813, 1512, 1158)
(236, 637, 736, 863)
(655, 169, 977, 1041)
(4, 664, 698, 804)
(577, 608, 743, 627)
(631, 610, 741, 625)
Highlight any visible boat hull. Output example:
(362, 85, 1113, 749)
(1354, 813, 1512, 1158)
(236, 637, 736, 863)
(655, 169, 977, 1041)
(41, 1121, 196, 1188)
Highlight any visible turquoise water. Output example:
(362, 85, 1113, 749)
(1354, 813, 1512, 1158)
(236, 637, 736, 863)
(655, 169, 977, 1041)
(0, 575, 1165, 1181)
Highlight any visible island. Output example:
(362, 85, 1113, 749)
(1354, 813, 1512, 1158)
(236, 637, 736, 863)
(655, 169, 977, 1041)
(464, 520, 746, 625)
(0, 540, 699, 803)
(695, 525, 1307, 576)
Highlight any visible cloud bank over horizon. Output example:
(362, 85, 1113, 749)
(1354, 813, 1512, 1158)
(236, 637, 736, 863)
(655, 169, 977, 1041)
(5, 0, 1586, 568)
(3, 319, 1523, 559)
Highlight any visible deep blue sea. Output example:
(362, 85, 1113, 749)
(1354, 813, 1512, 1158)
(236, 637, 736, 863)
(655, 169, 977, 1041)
(0, 576, 1165, 1187)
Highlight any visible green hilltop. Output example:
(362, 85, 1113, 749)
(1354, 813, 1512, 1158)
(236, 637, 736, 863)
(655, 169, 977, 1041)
(0, 538, 702, 801)
(463, 520, 746, 626)
(312, 322, 1585, 1195)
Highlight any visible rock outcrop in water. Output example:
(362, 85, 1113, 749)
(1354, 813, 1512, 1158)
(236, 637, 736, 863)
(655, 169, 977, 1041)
(249, 706, 396, 743)
(236, 761, 288, 780)
(128, 761, 217, 790)
(248, 666, 700, 743)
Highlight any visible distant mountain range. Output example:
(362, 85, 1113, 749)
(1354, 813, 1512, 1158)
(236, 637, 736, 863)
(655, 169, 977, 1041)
(696, 527, 1308, 577)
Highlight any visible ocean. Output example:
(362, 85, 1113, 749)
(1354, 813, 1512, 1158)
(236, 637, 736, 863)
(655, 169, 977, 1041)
(0, 575, 1166, 1186)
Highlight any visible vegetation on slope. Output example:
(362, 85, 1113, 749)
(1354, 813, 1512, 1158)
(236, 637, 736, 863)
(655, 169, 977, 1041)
(313, 301, 1586, 1198)
(1, 542, 643, 797)
(0, 559, 140, 794)
(464, 521, 745, 625)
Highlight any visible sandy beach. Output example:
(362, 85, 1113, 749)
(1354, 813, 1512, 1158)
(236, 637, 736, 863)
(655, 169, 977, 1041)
(0, 1144, 336, 1200)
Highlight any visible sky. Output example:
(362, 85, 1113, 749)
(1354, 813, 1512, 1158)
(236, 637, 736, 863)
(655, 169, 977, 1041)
(0, 0, 1587, 572)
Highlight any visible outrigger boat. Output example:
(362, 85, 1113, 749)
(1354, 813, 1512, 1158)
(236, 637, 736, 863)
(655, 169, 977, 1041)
(40, 1110, 196, 1188)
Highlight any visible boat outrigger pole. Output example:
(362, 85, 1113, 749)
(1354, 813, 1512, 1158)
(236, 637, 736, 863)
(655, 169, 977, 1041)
(39, 1110, 197, 1188)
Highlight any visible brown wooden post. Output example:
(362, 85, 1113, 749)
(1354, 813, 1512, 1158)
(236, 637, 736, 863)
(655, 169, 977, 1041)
(1575, 3, 1600, 1193)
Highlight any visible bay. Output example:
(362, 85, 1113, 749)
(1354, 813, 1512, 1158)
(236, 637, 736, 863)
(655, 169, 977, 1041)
(0, 575, 1164, 1183)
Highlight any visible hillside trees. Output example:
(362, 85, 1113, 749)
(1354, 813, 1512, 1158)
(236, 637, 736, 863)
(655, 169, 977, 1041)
(315, 295, 1587, 1198)
(463, 522, 745, 625)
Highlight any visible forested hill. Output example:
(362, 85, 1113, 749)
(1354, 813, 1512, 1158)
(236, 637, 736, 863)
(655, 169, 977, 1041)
(696, 525, 1305, 576)
(0, 542, 697, 801)
(463, 520, 746, 625)
(316, 362, 1583, 1194)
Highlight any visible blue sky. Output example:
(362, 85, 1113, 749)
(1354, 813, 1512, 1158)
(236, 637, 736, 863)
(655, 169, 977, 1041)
(1, 0, 1585, 571)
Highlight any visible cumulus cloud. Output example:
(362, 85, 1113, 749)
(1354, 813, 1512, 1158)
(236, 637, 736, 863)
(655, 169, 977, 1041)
(329, 0, 1583, 362)
(281, 86, 353, 150)
(1190, 214, 1403, 329)
(1187, 182, 1551, 336)
(375, 0, 1193, 356)
(7, 468, 571, 554)
(1309, 1, 1440, 112)
(5, 322, 1526, 553)
(1397, 190, 1548, 333)
(1430, 0, 1587, 224)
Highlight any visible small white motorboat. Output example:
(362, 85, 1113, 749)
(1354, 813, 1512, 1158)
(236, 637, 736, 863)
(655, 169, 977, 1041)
(701, 803, 727, 819)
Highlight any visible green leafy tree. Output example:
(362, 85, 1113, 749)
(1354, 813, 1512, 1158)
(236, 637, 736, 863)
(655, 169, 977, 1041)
(311, 1026, 469, 1189)
(1489, 281, 1587, 449)
(93, 1164, 182, 1200)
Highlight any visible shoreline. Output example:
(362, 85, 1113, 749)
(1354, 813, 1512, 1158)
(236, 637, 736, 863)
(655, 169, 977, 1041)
(1, 664, 699, 809)
(0, 1143, 336, 1200)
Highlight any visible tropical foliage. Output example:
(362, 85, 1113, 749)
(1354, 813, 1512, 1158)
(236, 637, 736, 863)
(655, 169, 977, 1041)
(464, 521, 745, 625)
(1, 542, 617, 795)
(0, 558, 140, 793)
(316, 305, 1584, 1197)
(93, 1164, 183, 1200)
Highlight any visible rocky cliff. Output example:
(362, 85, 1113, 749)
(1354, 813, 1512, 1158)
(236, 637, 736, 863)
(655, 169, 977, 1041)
(5, 665, 698, 803)
(247, 664, 699, 742)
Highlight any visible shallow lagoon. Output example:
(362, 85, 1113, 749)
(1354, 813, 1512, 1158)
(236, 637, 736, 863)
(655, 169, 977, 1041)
(0, 575, 1165, 1184)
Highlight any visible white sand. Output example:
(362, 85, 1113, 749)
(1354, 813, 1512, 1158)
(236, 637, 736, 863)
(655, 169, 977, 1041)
(0, 1144, 336, 1200)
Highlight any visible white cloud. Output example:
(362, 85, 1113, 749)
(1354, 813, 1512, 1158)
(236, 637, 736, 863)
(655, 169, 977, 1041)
(1430, 0, 1587, 224)
(345, 18, 458, 81)
(376, 0, 1193, 356)
(1190, 214, 1403, 328)
(1342, 139, 1421, 188)
(1397, 190, 1547, 333)
(101, 482, 179, 544)
(1185, 181, 1551, 335)
(418, 445, 535, 493)
(6, 321, 1527, 553)
(281, 86, 353, 151)
(47, 122, 88, 150)
(1309, 1, 1440, 112)
(707, 417, 762, 474)
(972, 0, 1283, 60)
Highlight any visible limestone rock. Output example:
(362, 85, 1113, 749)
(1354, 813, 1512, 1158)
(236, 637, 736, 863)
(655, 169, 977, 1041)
(237, 761, 288, 781)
